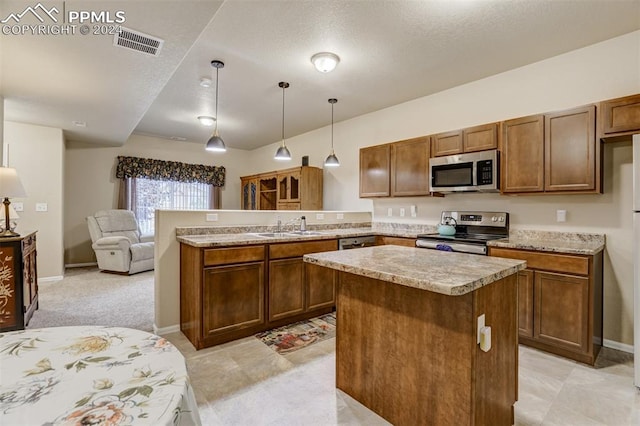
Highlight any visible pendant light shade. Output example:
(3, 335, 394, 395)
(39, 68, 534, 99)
(324, 98, 340, 167)
(205, 60, 226, 152)
(274, 81, 292, 160)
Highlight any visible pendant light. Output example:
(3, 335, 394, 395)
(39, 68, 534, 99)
(205, 60, 226, 152)
(274, 81, 292, 160)
(324, 98, 340, 167)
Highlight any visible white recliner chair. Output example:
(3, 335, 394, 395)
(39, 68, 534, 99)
(87, 209, 154, 274)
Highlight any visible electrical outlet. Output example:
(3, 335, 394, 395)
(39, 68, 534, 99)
(556, 210, 566, 222)
(316, 213, 325, 220)
(206, 213, 219, 221)
(400, 208, 405, 217)
(410, 205, 417, 217)
(387, 208, 393, 217)
(336, 213, 344, 220)
(12, 202, 23, 212)
(477, 314, 485, 344)
(35, 203, 48, 212)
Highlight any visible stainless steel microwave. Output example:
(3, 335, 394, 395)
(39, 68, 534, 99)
(429, 150, 499, 193)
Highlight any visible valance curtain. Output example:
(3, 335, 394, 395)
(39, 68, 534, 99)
(116, 156, 223, 210)
(115, 155, 225, 186)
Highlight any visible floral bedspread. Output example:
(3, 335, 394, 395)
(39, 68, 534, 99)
(0, 326, 201, 425)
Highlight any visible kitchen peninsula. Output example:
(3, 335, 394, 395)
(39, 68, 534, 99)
(304, 245, 526, 426)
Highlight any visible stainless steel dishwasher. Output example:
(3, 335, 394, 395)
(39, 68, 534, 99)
(338, 235, 376, 250)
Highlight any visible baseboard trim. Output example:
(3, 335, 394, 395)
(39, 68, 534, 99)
(38, 275, 64, 283)
(65, 262, 98, 268)
(154, 324, 180, 335)
(603, 339, 633, 354)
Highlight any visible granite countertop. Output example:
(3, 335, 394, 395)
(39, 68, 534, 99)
(177, 227, 380, 247)
(487, 230, 605, 255)
(304, 245, 526, 296)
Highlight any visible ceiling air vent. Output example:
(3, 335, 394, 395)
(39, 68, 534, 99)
(113, 27, 164, 57)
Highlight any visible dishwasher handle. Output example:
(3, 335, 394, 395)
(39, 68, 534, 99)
(338, 236, 376, 250)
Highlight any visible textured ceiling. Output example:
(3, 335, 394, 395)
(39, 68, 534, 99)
(2, 0, 640, 149)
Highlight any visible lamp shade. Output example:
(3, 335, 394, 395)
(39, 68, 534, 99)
(274, 145, 291, 160)
(0, 167, 27, 198)
(206, 134, 226, 152)
(324, 152, 340, 167)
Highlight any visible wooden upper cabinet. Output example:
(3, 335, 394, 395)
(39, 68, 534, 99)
(545, 105, 596, 192)
(431, 130, 462, 157)
(600, 93, 640, 137)
(360, 144, 391, 197)
(241, 166, 321, 210)
(501, 115, 545, 193)
(463, 123, 498, 152)
(390, 136, 430, 196)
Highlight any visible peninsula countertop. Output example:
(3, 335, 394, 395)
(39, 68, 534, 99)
(303, 245, 526, 296)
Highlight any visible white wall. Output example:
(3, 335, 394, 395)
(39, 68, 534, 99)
(64, 133, 253, 264)
(3, 122, 65, 279)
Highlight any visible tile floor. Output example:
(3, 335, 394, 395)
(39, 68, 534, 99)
(164, 332, 640, 425)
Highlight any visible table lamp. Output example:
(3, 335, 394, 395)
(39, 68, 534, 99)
(0, 167, 27, 238)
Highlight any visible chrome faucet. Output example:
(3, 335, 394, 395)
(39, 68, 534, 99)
(276, 216, 282, 234)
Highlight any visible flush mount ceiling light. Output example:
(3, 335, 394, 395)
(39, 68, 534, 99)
(311, 52, 340, 73)
(197, 116, 215, 126)
(274, 81, 292, 160)
(205, 60, 226, 153)
(199, 77, 212, 88)
(324, 98, 340, 167)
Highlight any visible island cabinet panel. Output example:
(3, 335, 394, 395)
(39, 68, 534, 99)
(600, 93, 640, 138)
(545, 105, 596, 192)
(359, 144, 391, 197)
(501, 115, 545, 193)
(390, 136, 431, 196)
(489, 247, 602, 365)
(336, 272, 517, 426)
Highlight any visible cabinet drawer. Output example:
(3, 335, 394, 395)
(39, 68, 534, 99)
(489, 248, 589, 275)
(204, 245, 265, 267)
(269, 239, 337, 259)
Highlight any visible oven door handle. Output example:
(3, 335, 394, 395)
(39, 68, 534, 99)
(416, 239, 487, 255)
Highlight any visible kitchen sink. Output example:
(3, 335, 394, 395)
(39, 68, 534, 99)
(285, 231, 325, 236)
(253, 232, 288, 237)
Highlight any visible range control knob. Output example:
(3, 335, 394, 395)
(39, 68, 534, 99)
(498, 217, 505, 222)
(491, 216, 498, 222)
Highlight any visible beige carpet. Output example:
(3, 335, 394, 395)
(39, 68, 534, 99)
(26, 267, 154, 332)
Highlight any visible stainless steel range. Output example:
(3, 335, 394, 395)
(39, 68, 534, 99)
(416, 211, 509, 255)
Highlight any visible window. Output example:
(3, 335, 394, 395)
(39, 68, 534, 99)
(131, 178, 217, 235)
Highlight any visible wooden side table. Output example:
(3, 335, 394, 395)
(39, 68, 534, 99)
(0, 231, 38, 332)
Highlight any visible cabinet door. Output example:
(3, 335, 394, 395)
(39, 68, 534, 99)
(203, 262, 265, 336)
(545, 105, 596, 192)
(390, 137, 430, 196)
(463, 123, 498, 152)
(534, 271, 589, 354)
(360, 145, 390, 197)
(501, 115, 544, 193)
(269, 258, 305, 321)
(601, 94, 640, 136)
(517, 269, 534, 338)
(306, 263, 336, 311)
(241, 177, 258, 210)
(431, 130, 463, 157)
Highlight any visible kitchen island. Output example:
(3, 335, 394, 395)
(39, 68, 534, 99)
(304, 245, 527, 426)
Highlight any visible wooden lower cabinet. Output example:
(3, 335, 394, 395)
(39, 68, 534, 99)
(269, 258, 305, 321)
(181, 239, 338, 350)
(489, 247, 603, 365)
(375, 235, 416, 247)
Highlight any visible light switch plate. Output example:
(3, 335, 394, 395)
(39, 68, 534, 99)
(400, 208, 405, 217)
(410, 205, 417, 217)
(387, 208, 393, 217)
(35, 203, 48, 212)
(336, 213, 344, 220)
(316, 213, 324, 220)
(206, 213, 218, 222)
(12, 202, 23, 212)
(556, 210, 567, 222)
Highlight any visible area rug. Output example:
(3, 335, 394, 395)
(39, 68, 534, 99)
(256, 312, 336, 354)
